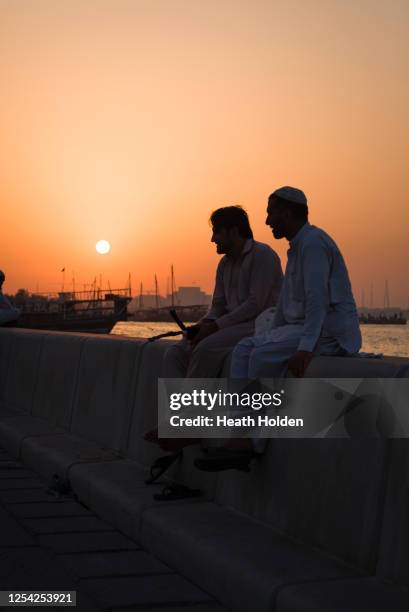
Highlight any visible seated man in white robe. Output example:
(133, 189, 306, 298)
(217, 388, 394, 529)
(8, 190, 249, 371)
(230, 186, 361, 380)
(194, 186, 361, 471)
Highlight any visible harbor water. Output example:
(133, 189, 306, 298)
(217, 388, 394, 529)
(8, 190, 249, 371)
(111, 322, 409, 358)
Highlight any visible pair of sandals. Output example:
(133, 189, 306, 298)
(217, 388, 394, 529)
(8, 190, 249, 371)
(146, 448, 255, 501)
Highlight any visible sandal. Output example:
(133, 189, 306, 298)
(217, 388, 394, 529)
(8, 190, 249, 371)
(145, 452, 182, 485)
(153, 483, 201, 501)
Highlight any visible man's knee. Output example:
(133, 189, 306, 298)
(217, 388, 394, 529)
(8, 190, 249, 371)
(231, 335, 254, 355)
(248, 346, 289, 378)
(230, 337, 256, 377)
(190, 340, 212, 363)
(162, 340, 190, 377)
(231, 336, 255, 359)
(187, 343, 225, 378)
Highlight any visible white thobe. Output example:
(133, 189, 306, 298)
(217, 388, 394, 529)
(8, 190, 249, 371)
(231, 223, 361, 379)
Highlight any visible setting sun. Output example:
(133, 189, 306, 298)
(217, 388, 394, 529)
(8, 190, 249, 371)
(96, 240, 111, 255)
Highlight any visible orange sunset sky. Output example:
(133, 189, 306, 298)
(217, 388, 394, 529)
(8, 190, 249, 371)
(1, 0, 408, 306)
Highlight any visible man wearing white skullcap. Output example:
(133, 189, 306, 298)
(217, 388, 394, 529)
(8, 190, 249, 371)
(230, 186, 361, 381)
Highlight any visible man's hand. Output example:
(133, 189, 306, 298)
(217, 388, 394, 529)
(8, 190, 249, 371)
(287, 351, 314, 378)
(184, 322, 201, 340)
(190, 321, 218, 347)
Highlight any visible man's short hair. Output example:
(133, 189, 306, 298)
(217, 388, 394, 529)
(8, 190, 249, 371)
(269, 194, 309, 221)
(210, 206, 253, 239)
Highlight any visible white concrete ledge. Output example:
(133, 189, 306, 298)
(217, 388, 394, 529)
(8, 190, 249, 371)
(1, 328, 409, 612)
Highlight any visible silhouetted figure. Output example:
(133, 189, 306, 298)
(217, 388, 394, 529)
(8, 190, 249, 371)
(231, 187, 361, 380)
(163, 206, 283, 377)
(145, 205, 283, 452)
(0, 271, 20, 326)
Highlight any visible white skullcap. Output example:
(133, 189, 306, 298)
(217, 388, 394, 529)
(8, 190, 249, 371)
(271, 186, 307, 205)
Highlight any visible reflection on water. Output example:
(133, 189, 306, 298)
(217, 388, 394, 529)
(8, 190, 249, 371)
(112, 321, 189, 340)
(111, 322, 409, 357)
(359, 325, 409, 357)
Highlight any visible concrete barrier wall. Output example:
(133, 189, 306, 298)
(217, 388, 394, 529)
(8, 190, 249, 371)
(3, 329, 48, 413)
(1, 328, 409, 611)
(70, 335, 145, 453)
(126, 340, 168, 466)
(33, 333, 86, 427)
(377, 440, 409, 588)
(215, 439, 388, 572)
(0, 328, 15, 400)
(1, 328, 408, 502)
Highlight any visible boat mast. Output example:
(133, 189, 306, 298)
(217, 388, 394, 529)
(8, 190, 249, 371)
(384, 280, 390, 310)
(155, 274, 159, 309)
(171, 265, 175, 307)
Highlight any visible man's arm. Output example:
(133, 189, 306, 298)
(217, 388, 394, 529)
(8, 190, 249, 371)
(287, 241, 330, 377)
(271, 286, 286, 328)
(215, 249, 283, 329)
(189, 260, 227, 346)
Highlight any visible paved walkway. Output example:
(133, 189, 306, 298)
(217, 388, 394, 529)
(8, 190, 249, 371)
(0, 446, 226, 611)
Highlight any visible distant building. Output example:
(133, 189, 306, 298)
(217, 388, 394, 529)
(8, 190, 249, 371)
(128, 294, 163, 312)
(128, 285, 212, 310)
(172, 286, 212, 306)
